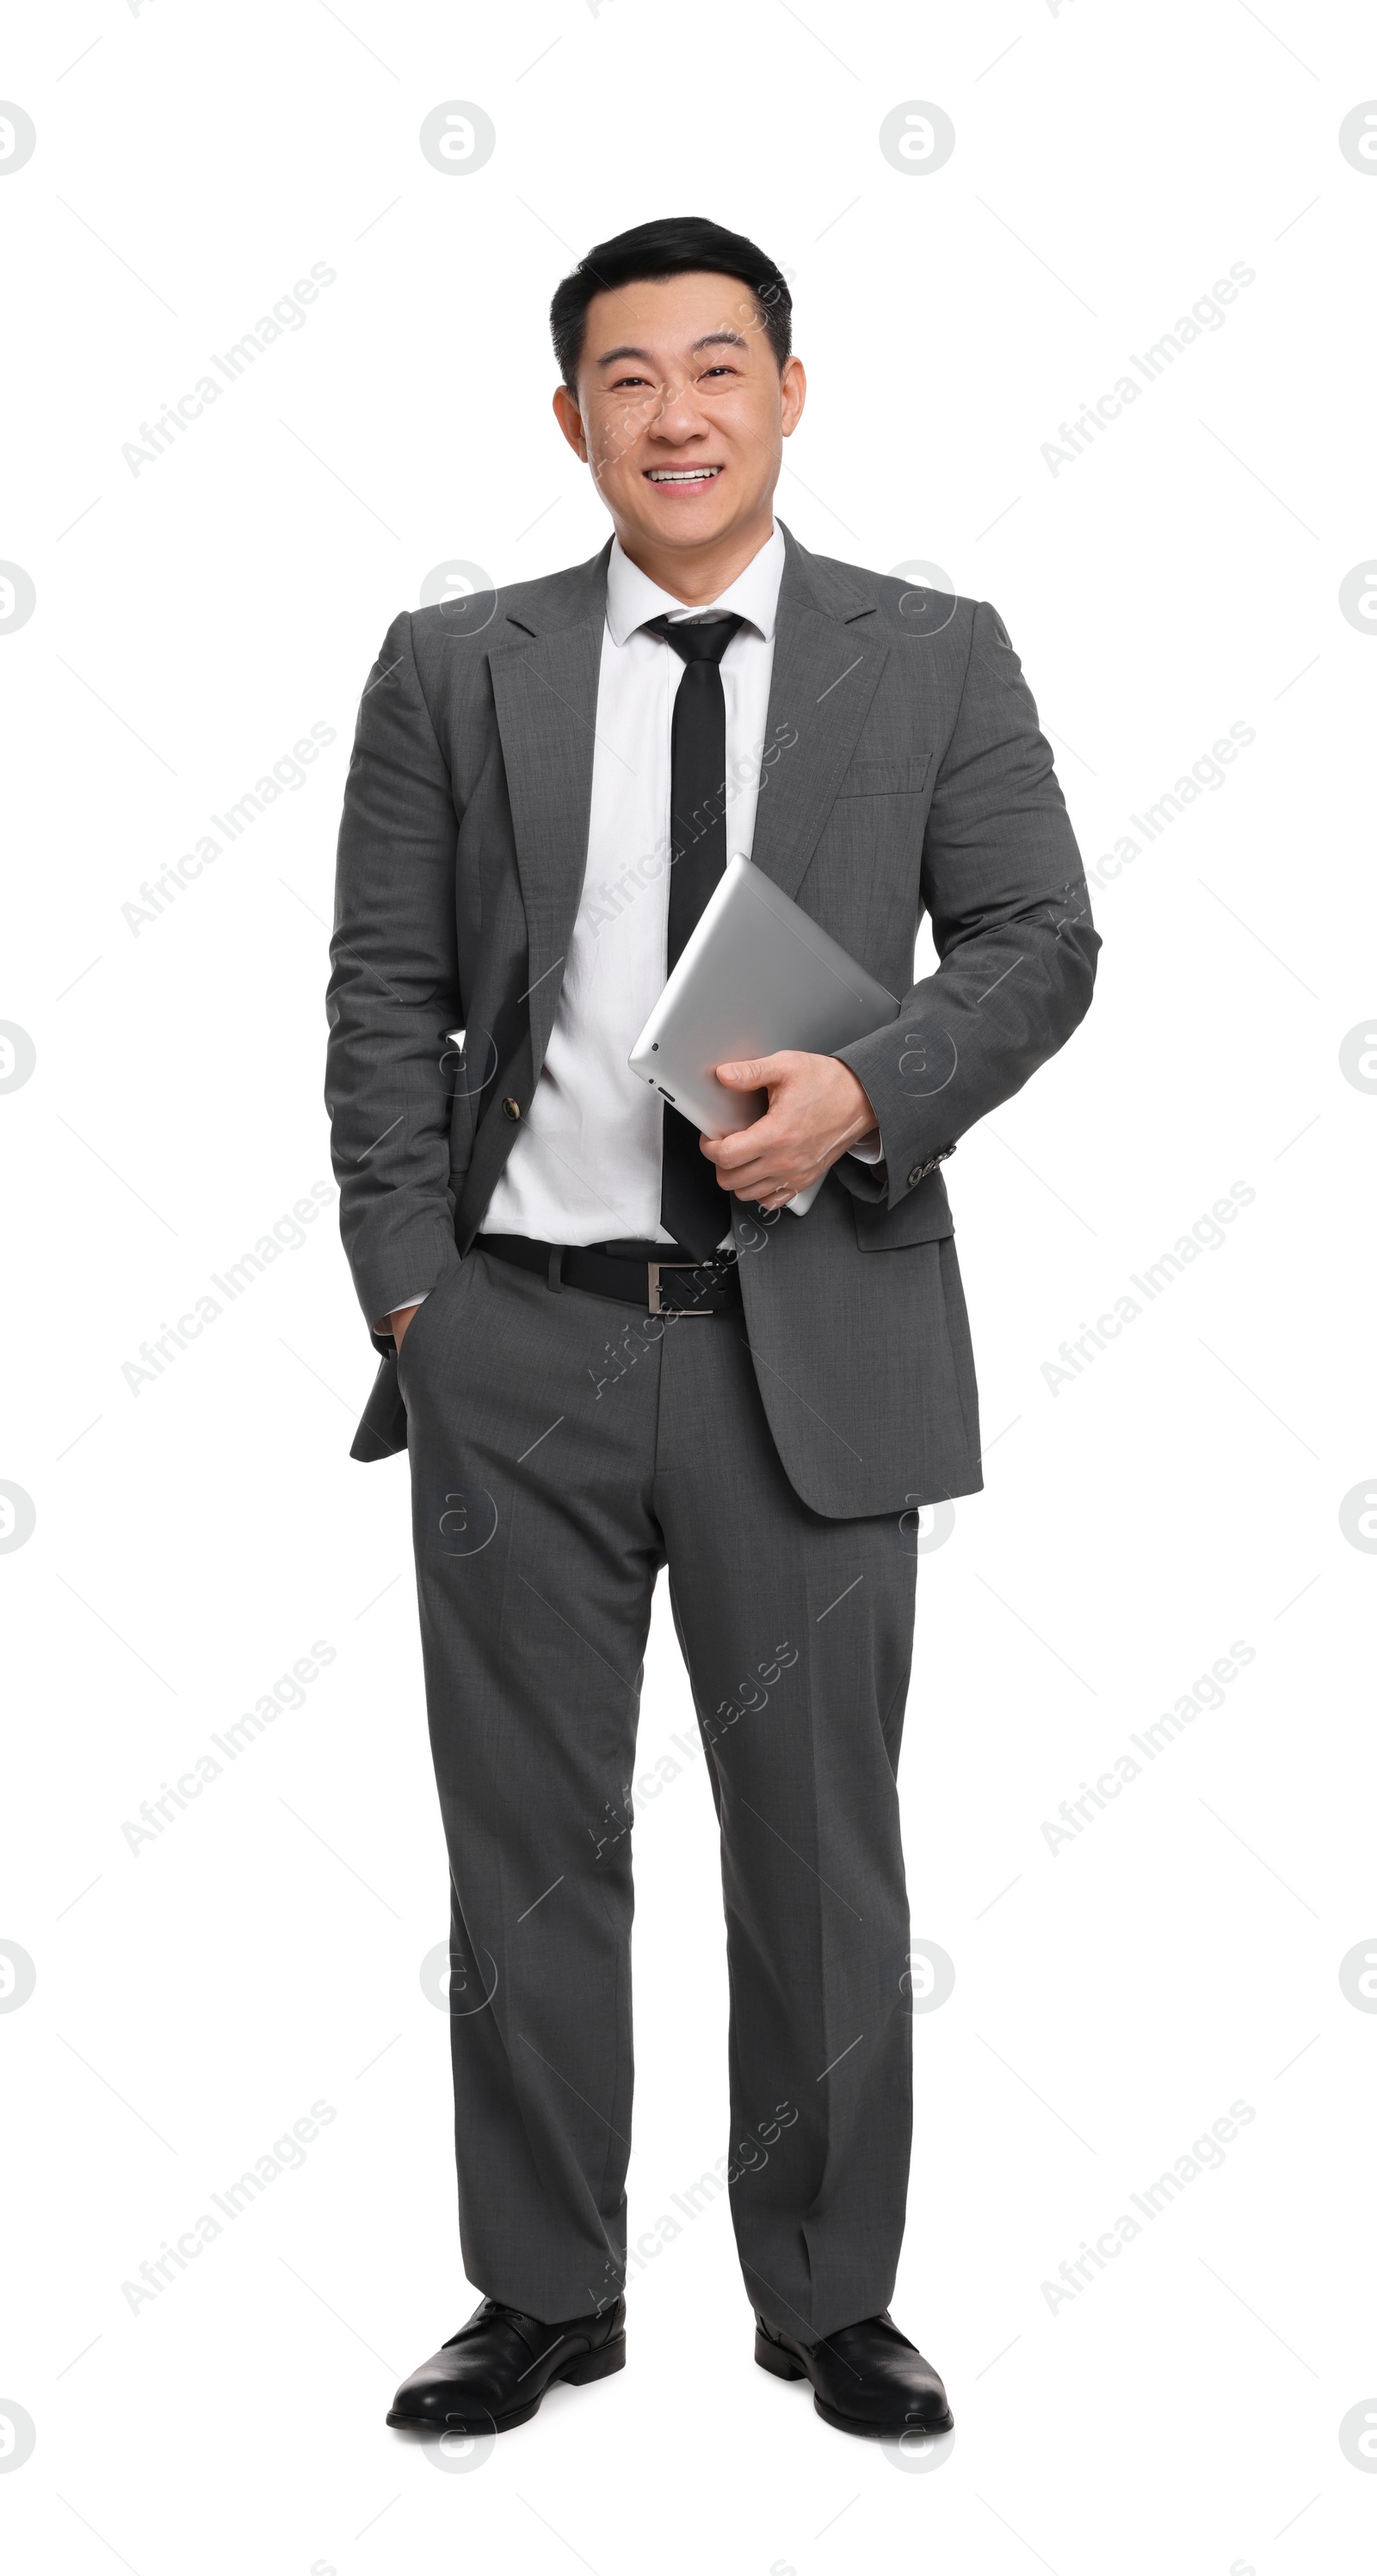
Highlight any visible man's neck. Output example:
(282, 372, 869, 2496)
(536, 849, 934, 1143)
(614, 510, 777, 608)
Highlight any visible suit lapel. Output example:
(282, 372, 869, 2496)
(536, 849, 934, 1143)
(484, 530, 884, 1075)
(487, 558, 607, 1072)
(749, 532, 888, 905)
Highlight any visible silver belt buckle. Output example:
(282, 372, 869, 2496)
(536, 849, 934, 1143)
(647, 1261, 717, 1316)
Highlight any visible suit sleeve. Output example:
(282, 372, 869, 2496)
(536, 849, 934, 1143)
(325, 613, 464, 1348)
(833, 600, 1100, 1207)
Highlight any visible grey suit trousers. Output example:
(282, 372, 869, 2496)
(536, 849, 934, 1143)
(401, 1244, 920, 2339)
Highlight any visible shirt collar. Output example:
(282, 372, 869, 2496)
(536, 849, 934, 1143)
(605, 522, 785, 648)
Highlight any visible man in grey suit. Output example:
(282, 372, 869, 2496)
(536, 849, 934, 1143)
(326, 215, 1098, 2442)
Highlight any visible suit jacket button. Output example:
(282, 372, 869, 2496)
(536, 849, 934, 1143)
(908, 1165, 921, 1185)
(503, 1096, 522, 1121)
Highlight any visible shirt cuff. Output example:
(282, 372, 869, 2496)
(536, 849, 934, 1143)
(374, 1291, 429, 1334)
(847, 1131, 884, 1164)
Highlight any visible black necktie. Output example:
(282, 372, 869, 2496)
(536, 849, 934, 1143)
(645, 611, 744, 1257)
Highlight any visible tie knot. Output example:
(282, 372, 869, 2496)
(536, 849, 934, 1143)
(645, 611, 744, 668)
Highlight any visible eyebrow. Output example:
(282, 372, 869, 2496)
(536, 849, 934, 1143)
(593, 330, 750, 367)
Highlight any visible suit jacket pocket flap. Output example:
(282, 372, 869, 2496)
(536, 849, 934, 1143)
(851, 1169, 954, 1250)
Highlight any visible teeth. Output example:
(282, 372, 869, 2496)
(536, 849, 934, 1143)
(647, 468, 719, 481)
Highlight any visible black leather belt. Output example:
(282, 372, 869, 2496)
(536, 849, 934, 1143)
(479, 1233, 742, 1315)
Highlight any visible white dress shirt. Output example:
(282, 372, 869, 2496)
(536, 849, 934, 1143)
(387, 524, 879, 1319)
(485, 523, 793, 1248)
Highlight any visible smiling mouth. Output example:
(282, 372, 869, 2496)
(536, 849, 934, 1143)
(645, 466, 722, 484)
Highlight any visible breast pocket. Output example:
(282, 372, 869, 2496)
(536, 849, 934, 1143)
(833, 752, 932, 798)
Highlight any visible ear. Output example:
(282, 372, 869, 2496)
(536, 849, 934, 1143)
(780, 355, 806, 441)
(553, 384, 589, 463)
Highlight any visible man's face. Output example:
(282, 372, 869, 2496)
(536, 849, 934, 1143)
(553, 269, 805, 559)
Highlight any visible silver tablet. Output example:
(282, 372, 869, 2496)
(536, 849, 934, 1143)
(628, 856, 898, 1217)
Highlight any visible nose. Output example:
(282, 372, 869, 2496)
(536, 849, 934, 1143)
(647, 374, 708, 442)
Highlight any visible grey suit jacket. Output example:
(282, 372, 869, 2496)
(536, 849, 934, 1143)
(325, 525, 1099, 1517)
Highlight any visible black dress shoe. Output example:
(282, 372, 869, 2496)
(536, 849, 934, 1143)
(387, 2295, 626, 2434)
(755, 2308, 954, 2438)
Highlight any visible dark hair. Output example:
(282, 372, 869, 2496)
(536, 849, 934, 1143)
(550, 216, 793, 391)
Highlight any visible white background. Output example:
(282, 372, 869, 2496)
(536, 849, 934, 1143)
(3, 3, 1374, 2570)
